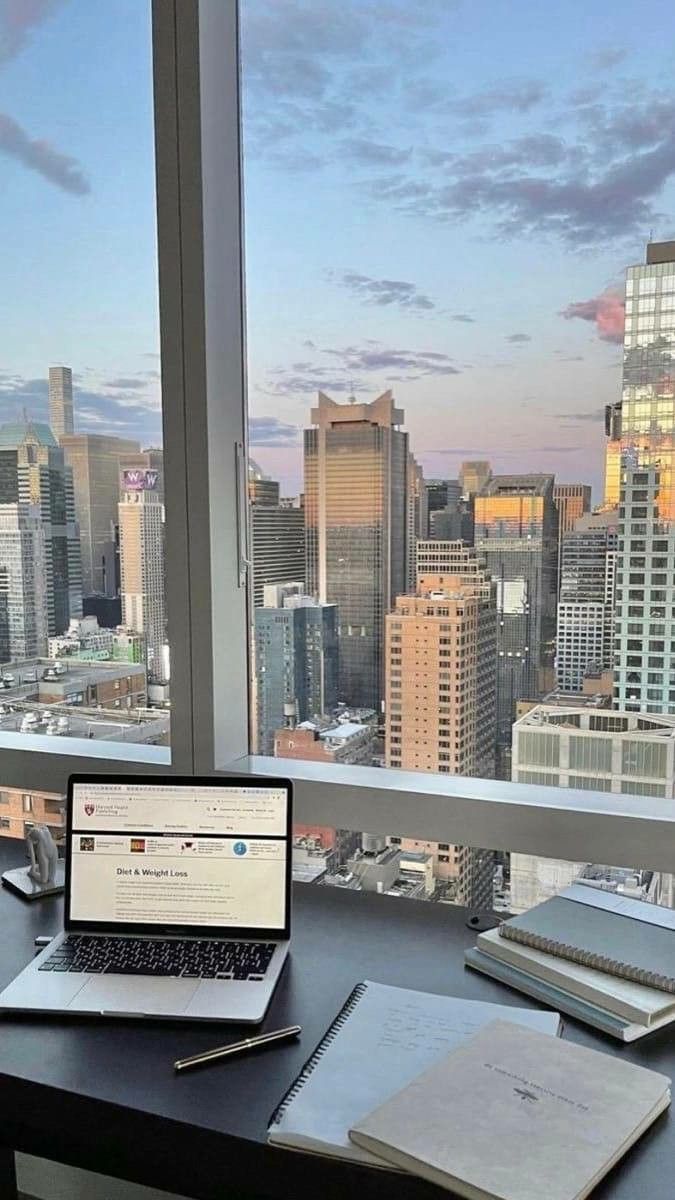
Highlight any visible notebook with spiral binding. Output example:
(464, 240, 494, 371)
(267, 979, 561, 1165)
(500, 883, 675, 994)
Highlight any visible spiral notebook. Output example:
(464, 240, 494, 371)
(501, 883, 675, 994)
(267, 979, 561, 1165)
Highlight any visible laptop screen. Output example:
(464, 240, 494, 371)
(67, 779, 290, 935)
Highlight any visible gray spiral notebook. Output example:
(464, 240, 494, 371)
(268, 979, 561, 1165)
(501, 883, 675, 993)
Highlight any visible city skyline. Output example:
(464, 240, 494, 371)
(2, 3, 675, 498)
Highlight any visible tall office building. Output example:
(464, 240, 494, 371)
(0, 505, 48, 658)
(604, 401, 622, 509)
(553, 483, 591, 592)
(384, 558, 498, 907)
(305, 391, 409, 710)
(460, 460, 491, 498)
(425, 479, 461, 531)
(48, 366, 74, 439)
(253, 584, 338, 755)
(118, 449, 166, 679)
(555, 510, 618, 692)
(406, 454, 426, 591)
(474, 474, 558, 760)
(251, 499, 305, 607)
(61, 434, 140, 597)
(615, 241, 675, 712)
(386, 558, 497, 779)
(0, 421, 82, 635)
(248, 459, 281, 507)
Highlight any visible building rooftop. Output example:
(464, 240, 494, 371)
(516, 705, 675, 738)
(480, 474, 554, 496)
(0, 700, 168, 744)
(0, 421, 57, 448)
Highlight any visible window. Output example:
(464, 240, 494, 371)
(0, 0, 170, 757)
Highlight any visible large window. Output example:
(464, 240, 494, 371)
(0, 1, 169, 758)
(240, 0, 675, 909)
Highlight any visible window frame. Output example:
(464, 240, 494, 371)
(1, 0, 671, 885)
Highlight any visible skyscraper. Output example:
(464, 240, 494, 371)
(460, 460, 492, 498)
(615, 241, 675, 712)
(248, 460, 281, 506)
(0, 504, 48, 658)
(118, 449, 166, 678)
(250, 497, 305, 607)
(425, 479, 461, 530)
(0, 421, 82, 635)
(386, 556, 497, 778)
(474, 474, 558, 761)
(61, 434, 140, 597)
(384, 556, 497, 907)
(555, 510, 618, 692)
(254, 584, 338, 754)
(604, 401, 622, 509)
(552, 483, 591, 592)
(406, 453, 426, 591)
(48, 366, 74, 439)
(305, 390, 409, 710)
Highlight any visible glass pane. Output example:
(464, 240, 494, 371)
(241, 0, 675, 907)
(0, 3, 168, 749)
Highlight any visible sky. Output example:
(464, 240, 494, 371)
(2, 1, 675, 500)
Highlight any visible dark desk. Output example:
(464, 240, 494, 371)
(0, 837, 671, 1200)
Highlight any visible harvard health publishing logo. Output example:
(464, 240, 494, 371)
(84, 803, 95, 817)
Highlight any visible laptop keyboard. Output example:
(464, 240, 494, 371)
(39, 935, 276, 980)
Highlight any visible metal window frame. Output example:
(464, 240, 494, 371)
(2, 0, 673, 887)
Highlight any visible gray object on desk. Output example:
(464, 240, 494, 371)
(2, 825, 64, 901)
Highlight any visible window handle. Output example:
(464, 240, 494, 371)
(235, 441, 251, 588)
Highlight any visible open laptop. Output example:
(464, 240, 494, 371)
(0, 773, 292, 1023)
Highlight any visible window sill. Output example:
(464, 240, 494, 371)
(229, 755, 675, 875)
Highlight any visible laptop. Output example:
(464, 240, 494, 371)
(0, 773, 292, 1023)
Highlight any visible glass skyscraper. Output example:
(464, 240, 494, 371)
(474, 474, 558, 762)
(615, 241, 675, 712)
(305, 391, 410, 711)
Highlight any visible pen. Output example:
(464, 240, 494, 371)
(174, 1024, 301, 1073)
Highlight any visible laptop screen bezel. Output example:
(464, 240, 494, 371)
(65, 773, 293, 939)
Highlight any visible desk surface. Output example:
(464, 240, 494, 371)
(0, 837, 671, 1200)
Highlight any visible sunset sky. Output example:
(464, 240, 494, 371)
(2, 0, 675, 501)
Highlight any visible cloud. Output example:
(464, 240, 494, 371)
(249, 416, 301, 446)
(560, 409, 605, 422)
(339, 138, 411, 167)
(0, 112, 89, 194)
(104, 377, 149, 391)
(560, 285, 625, 343)
(450, 79, 547, 118)
(326, 343, 460, 375)
(589, 47, 627, 71)
(0, 0, 64, 65)
(332, 270, 435, 310)
(505, 333, 531, 343)
(533, 445, 582, 453)
(451, 313, 475, 323)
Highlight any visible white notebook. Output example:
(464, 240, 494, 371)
(350, 1018, 671, 1200)
(268, 980, 561, 1166)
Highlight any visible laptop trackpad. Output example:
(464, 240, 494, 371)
(68, 975, 200, 1015)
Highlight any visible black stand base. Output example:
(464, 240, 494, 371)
(1, 862, 65, 901)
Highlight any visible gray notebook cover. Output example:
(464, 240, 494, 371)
(351, 1018, 671, 1200)
(502, 890, 675, 992)
(268, 980, 561, 1165)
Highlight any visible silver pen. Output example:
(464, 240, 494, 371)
(174, 1024, 301, 1072)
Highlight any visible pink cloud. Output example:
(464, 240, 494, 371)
(560, 286, 625, 344)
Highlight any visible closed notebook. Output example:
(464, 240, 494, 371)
(268, 980, 561, 1166)
(350, 1018, 671, 1200)
(478, 926, 675, 1027)
(501, 883, 675, 992)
